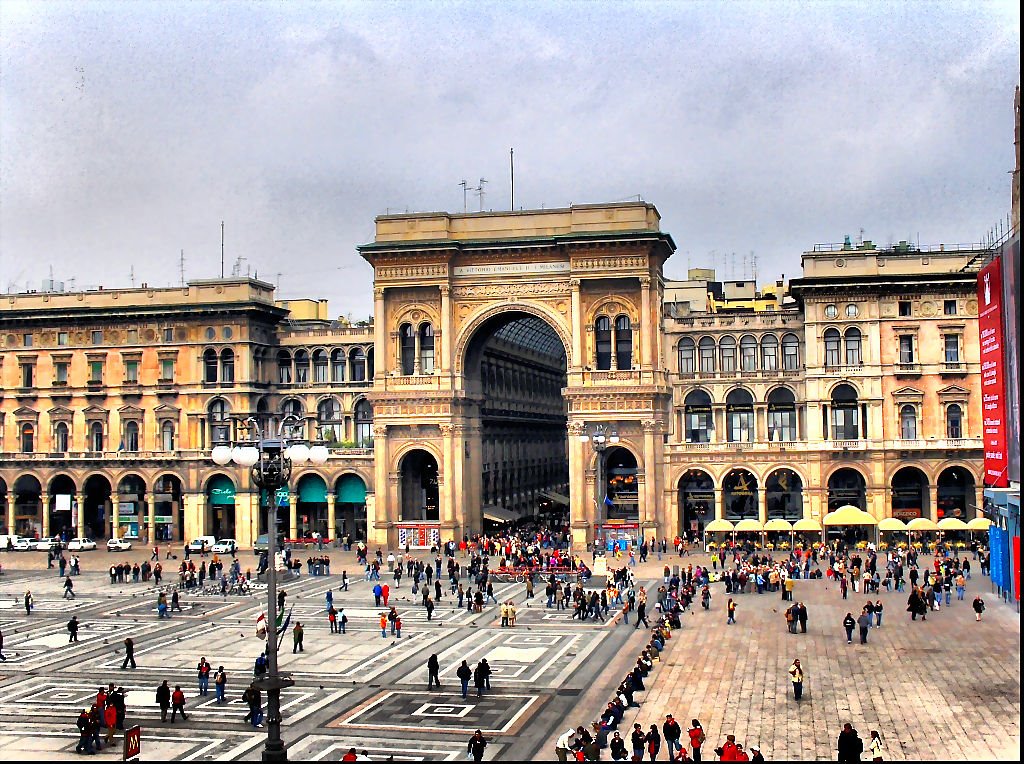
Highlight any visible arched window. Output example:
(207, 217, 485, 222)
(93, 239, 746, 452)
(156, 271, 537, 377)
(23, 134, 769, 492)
(318, 398, 342, 442)
(313, 350, 328, 383)
(615, 315, 633, 369)
(204, 348, 219, 384)
(161, 420, 175, 451)
(900, 404, 917, 440)
(90, 421, 104, 452)
(761, 334, 779, 371)
(281, 398, 303, 418)
(350, 348, 367, 381)
(767, 387, 797, 441)
(355, 399, 373, 447)
(208, 399, 230, 445)
(740, 335, 758, 372)
(399, 323, 415, 375)
(220, 348, 235, 383)
(946, 404, 963, 439)
(683, 390, 713, 443)
(277, 350, 293, 384)
(719, 336, 737, 373)
(726, 388, 755, 442)
(698, 337, 716, 373)
(20, 423, 34, 452)
(294, 349, 309, 384)
(367, 348, 374, 380)
(252, 348, 264, 383)
(678, 338, 696, 374)
(594, 316, 612, 370)
(782, 333, 800, 370)
(830, 384, 860, 440)
(823, 329, 841, 368)
(844, 328, 862, 366)
(419, 323, 435, 374)
(124, 421, 140, 452)
(331, 349, 346, 382)
(55, 422, 69, 452)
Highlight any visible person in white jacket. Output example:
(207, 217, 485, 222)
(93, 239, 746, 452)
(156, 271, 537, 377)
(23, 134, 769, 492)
(555, 729, 577, 762)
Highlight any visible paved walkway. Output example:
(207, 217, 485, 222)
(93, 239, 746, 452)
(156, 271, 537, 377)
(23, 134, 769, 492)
(557, 554, 1021, 761)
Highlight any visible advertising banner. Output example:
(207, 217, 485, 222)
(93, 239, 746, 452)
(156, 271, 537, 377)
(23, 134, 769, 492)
(1013, 534, 1021, 602)
(978, 258, 1008, 487)
(396, 524, 440, 549)
(989, 526, 1007, 590)
(55, 494, 72, 512)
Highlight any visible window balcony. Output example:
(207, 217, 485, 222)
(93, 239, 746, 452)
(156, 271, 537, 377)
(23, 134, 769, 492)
(895, 362, 921, 376)
(940, 361, 966, 375)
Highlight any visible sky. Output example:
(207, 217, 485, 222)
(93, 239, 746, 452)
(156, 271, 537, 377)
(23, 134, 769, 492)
(1, 1, 1019, 319)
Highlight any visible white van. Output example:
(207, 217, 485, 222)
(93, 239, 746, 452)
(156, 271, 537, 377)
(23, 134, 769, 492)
(187, 536, 217, 553)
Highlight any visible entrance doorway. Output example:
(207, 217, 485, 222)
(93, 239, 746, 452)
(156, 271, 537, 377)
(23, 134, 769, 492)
(399, 450, 439, 521)
(206, 474, 236, 539)
(678, 468, 715, 541)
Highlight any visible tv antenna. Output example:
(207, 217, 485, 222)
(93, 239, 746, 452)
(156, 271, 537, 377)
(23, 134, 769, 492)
(474, 178, 487, 211)
(459, 180, 469, 213)
(220, 221, 225, 278)
(130, 265, 135, 288)
(179, 250, 186, 286)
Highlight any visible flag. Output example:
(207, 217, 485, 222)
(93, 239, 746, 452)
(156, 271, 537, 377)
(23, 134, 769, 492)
(255, 612, 267, 639)
(604, 494, 614, 507)
(276, 606, 292, 635)
(117, 439, 125, 452)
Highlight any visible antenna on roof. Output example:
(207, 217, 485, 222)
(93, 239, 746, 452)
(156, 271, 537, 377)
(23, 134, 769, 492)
(220, 221, 225, 278)
(459, 180, 468, 213)
(179, 250, 186, 286)
(130, 265, 135, 288)
(752, 252, 757, 284)
(509, 148, 514, 211)
(475, 178, 487, 211)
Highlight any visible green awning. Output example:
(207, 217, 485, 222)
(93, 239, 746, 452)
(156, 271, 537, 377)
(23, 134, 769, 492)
(336, 474, 367, 504)
(298, 475, 327, 504)
(207, 474, 235, 505)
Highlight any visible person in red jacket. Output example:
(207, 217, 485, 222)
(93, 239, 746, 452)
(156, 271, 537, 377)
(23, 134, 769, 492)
(718, 734, 738, 761)
(733, 743, 750, 761)
(170, 685, 188, 722)
(103, 703, 118, 746)
(687, 719, 706, 762)
(382, 584, 390, 606)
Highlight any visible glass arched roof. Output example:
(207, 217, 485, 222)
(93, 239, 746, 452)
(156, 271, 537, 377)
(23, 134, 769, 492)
(490, 316, 566, 363)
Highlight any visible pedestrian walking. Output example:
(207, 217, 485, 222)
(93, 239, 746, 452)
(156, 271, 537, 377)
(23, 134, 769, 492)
(662, 714, 682, 759)
(0, 626, 7, 662)
(427, 653, 441, 689)
(64, 576, 76, 599)
(473, 661, 487, 696)
(868, 730, 884, 762)
(797, 601, 808, 633)
(843, 612, 855, 644)
(121, 637, 136, 669)
(635, 600, 650, 629)
(156, 680, 171, 722)
(972, 595, 985, 621)
(24, 590, 33, 616)
(687, 719, 705, 762)
(467, 730, 488, 762)
(837, 723, 863, 763)
(788, 658, 804, 700)
(76, 708, 94, 754)
(214, 666, 227, 703)
(197, 657, 211, 695)
(857, 609, 871, 644)
(67, 615, 80, 643)
(170, 686, 188, 722)
(457, 660, 472, 698)
(727, 598, 736, 624)
(292, 622, 304, 653)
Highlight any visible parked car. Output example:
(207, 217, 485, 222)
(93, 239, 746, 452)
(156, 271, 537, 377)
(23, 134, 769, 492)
(106, 538, 133, 552)
(187, 536, 217, 553)
(32, 536, 63, 552)
(11, 537, 33, 551)
(211, 538, 237, 554)
(253, 534, 269, 554)
(67, 537, 98, 552)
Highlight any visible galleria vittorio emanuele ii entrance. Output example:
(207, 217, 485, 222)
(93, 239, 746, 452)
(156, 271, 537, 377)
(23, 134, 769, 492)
(358, 202, 674, 548)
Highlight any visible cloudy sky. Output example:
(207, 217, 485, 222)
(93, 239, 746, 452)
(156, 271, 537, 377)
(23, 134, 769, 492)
(1, 1, 1019, 318)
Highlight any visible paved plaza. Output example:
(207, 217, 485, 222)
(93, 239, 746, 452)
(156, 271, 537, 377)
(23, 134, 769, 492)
(0, 547, 1019, 761)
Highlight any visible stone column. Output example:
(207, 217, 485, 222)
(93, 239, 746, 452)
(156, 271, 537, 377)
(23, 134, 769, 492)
(640, 276, 653, 370)
(755, 404, 767, 443)
(373, 287, 386, 378)
(440, 424, 457, 537)
(41, 492, 50, 538)
(183, 493, 205, 541)
(288, 494, 298, 541)
(371, 424, 388, 545)
(76, 492, 86, 538)
(758, 482, 768, 525)
(6, 492, 14, 535)
(713, 406, 725, 443)
(570, 279, 582, 369)
(147, 494, 156, 546)
(567, 421, 588, 550)
(642, 421, 658, 539)
(413, 330, 422, 375)
(326, 493, 336, 542)
(439, 284, 452, 375)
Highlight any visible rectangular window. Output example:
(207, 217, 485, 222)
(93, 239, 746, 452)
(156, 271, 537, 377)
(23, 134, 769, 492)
(57, 331, 69, 346)
(55, 362, 69, 384)
(720, 345, 736, 373)
(679, 344, 695, 374)
(160, 358, 175, 381)
(90, 360, 104, 383)
(124, 360, 139, 383)
(783, 342, 799, 371)
(898, 301, 912, 317)
(421, 347, 435, 375)
(22, 333, 33, 347)
(740, 344, 757, 372)
(762, 344, 778, 371)
(699, 344, 715, 373)
(824, 337, 841, 368)
(127, 328, 139, 344)
(727, 411, 755, 442)
(767, 409, 798, 442)
(943, 300, 957, 315)
(91, 330, 103, 345)
(898, 335, 915, 364)
(685, 412, 712, 444)
(21, 364, 34, 387)
(163, 327, 174, 342)
(831, 406, 859, 440)
(944, 335, 960, 363)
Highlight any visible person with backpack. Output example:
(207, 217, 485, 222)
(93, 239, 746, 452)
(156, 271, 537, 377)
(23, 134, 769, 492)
(214, 666, 227, 703)
(242, 683, 263, 727)
(457, 660, 472, 698)
(843, 613, 856, 644)
(254, 652, 268, 680)
(688, 719, 706, 762)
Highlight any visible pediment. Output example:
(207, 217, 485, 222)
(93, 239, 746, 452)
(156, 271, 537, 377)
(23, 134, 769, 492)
(937, 384, 970, 398)
(153, 403, 180, 416)
(13, 406, 39, 419)
(118, 404, 145, 416)
(83, 405, 109, 420)
(891, 386, 924, 398)
(47, 405, 74, 418)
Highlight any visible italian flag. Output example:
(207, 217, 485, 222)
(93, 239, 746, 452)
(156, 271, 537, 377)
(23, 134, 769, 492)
(255, 612, 267, 639)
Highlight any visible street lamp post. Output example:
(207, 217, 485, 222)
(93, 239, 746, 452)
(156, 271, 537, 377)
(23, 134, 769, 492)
(578, 423, 619, 552)
(211, 415, 328, 762)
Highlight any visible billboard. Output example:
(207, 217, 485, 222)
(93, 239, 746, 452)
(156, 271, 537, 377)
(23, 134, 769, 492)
(989, 526, 1007, 590)
(978, 258, 1008, 487)
(1001, 236, 1020, 484)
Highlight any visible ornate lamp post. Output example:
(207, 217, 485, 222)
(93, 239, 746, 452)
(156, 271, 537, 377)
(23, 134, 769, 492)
(211, 415, 328, 762)
(578, 423, 619, 552)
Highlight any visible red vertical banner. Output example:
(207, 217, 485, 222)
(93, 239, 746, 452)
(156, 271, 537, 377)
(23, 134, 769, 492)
(978, 258, 1008, 487)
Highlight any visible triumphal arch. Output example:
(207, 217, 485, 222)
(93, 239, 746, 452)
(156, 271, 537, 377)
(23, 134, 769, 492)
(358, 202, 675, 549)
